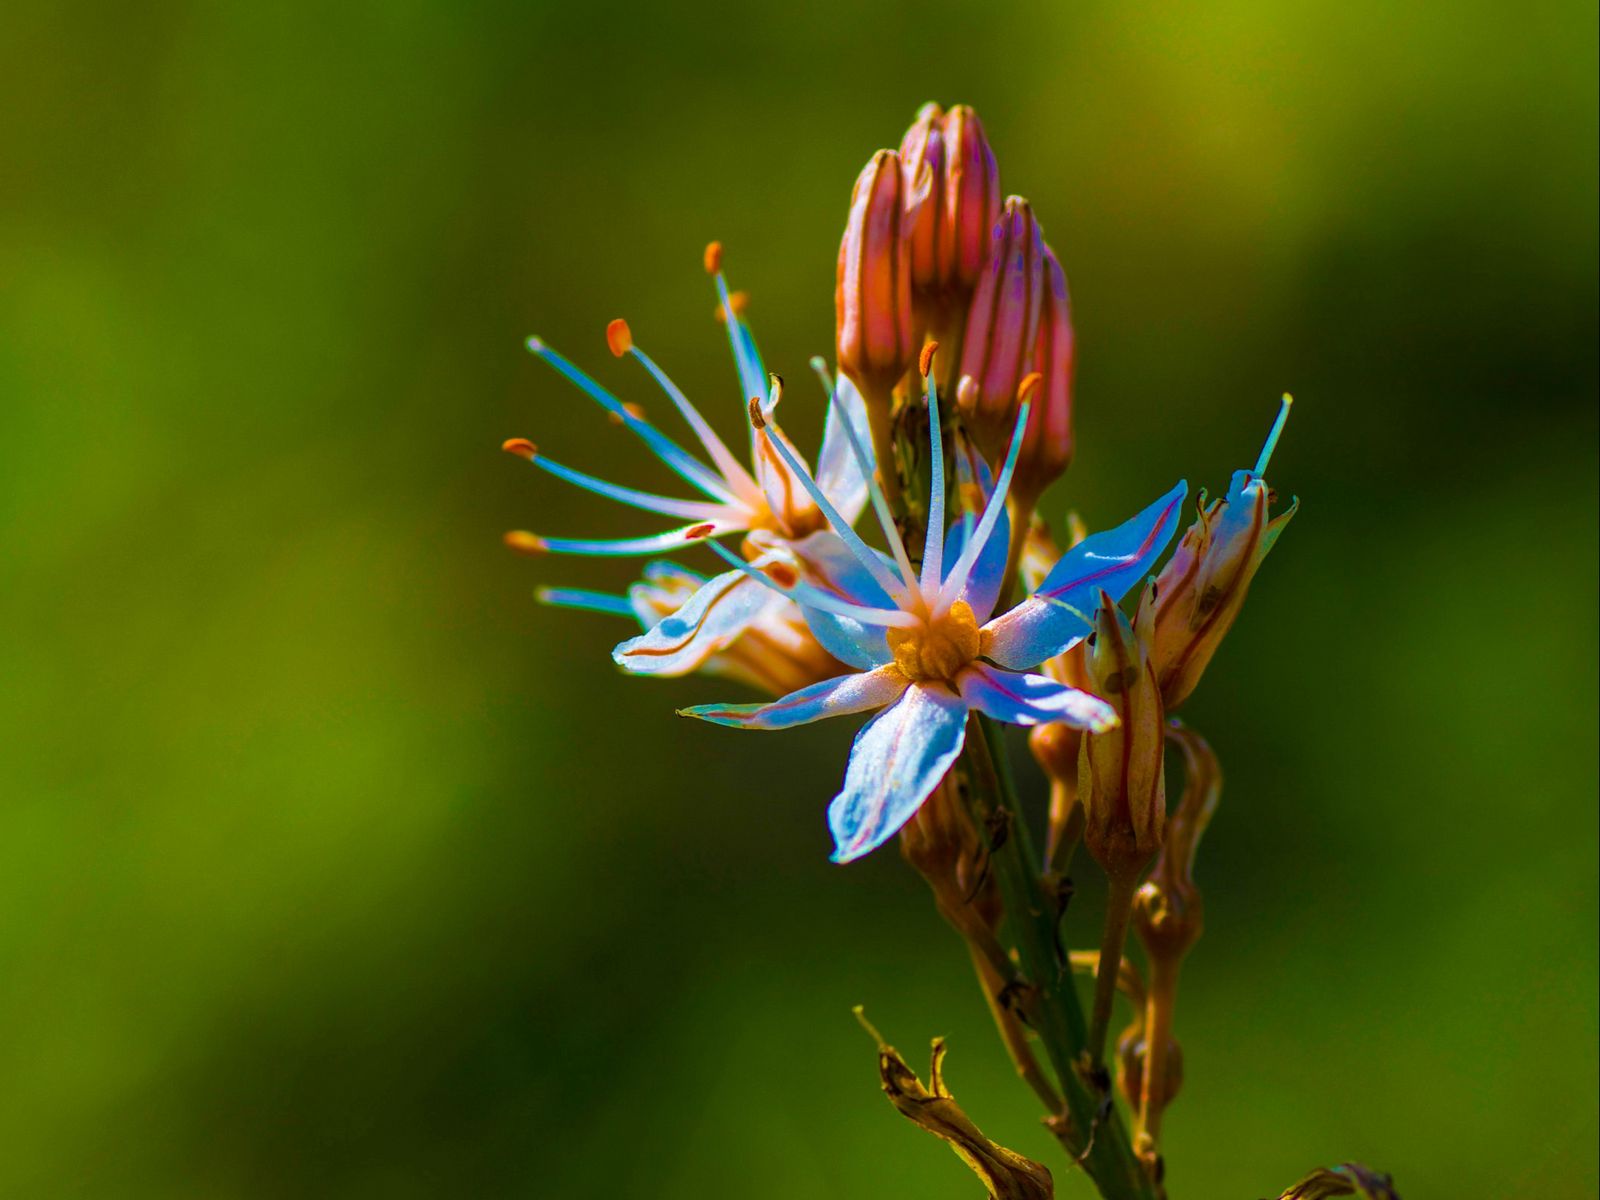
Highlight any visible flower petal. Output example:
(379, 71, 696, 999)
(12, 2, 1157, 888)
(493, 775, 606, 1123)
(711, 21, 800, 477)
(613, 567, 784, 676)
(828, 684, 969, 863)
(981, 481, 1187, 670)
(942, 506, 1010, 622)
(800, 605, 894, 670)
(957, 663, 1116, 731)
(815, 374, 872, 525)
(773, 529, 896, 670)
(679, 664, 909, 729)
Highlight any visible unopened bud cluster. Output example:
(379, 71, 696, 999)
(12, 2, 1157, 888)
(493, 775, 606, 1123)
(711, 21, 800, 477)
(835, 103, 1076, 504)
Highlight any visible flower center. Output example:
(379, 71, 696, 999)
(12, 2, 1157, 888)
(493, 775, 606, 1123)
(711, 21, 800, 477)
(887, 600, 980, 683)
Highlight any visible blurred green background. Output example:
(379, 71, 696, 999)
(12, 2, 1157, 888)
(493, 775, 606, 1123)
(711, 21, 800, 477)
(2, 1, 1595, 1196)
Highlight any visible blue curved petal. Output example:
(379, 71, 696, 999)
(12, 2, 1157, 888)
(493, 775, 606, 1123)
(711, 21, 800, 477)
(982, 481, 1187, 670)
(800, 605, 893, 670)
(613, 567, 783, 676)
(828, 684, 969, 864)
(679, 664, 908, 729)
(957, 664, 1117, 732)
(943, 505, 1011, 623)
(784, 530, 897, 608)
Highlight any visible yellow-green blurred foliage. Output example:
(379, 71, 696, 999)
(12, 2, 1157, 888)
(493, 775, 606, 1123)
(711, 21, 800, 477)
(2, 2, 1595, 1196)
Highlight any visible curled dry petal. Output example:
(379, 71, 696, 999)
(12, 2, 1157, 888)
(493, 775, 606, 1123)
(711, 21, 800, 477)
(1270, 1163, 1400, 1200)
(1012, 246, 1076, 503)
(865, 1023, 1054, 1200)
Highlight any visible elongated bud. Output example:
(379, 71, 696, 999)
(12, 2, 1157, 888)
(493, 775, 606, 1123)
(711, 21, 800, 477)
(898, 103, 947, 291)
(836, 149, 918, 396)
(897, 102, 1002, 301)
(941, 106, 1002, 290)
(1011, 247, 1076, 502)
(1135, 399, 1298, 710)
(1080, 593, 1166, 881)
(957, 197, 1045, 465)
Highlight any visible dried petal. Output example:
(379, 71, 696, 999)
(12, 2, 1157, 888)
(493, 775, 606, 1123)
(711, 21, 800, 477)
(1080, 593, 1166, 880)
(866, 1024, 1054, 1200)
(1270, 1163, 1400, 1200)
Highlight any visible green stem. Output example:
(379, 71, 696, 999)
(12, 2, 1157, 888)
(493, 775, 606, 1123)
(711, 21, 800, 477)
(962, 715, 1157, 1200)
(1089, 874, 1139, 1067)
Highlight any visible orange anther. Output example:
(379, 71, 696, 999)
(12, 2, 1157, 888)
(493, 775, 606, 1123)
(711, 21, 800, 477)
(605, 318, 633, 357)
(703, 241, 723, 274)
(503, 531, 547, 555)
(501, 438, 537, 460)
(919, 341, 939, 378)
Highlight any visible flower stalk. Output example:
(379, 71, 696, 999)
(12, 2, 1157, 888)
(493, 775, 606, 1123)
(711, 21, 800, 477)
(962, 714, 1158, 1200)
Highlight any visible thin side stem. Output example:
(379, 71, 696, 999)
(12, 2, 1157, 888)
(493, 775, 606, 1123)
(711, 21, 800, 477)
(1138, 954, 1181, 1149)
(1089, 874, 1139, 1067)
(961, 715, 1157, 1200)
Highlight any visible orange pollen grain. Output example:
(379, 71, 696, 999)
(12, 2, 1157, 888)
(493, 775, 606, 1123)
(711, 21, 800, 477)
(501, 437, 537, 460)
(919, 340, 939, 378)
(605, 318, 633, 357)
(703, 241, 723, 274)
(503, 531, 547, 555)
(607, 402, 645, 427)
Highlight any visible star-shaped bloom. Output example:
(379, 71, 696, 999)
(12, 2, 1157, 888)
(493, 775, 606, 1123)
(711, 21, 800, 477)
(503, 248, 874, 677)
(679, 353, 1187, 862)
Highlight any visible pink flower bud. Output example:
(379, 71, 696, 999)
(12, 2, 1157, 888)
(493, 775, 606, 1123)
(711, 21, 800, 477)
(956, 197, 1045, 464)
(1012, 246, 1077, 503)
(898, 104, 947, 291)
(939, 105, 1001, 290)
(897, 103, 1001, 298)
(836, 149, 918, 395)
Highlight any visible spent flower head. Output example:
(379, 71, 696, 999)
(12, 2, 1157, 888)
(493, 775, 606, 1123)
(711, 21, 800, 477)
(1135, 396, 1298, 710)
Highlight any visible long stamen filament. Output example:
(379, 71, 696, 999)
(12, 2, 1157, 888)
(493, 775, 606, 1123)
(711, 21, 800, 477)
(1253, 393, 1294, 476)
(505, 440, 731, 522)
(939, 399, 1032, 608)
(703, 540, 918, 628)
(627, 343, 763, 503)
(920, 349, 947, 597)
(810, 357, 920, 602)
(526, 337, 736, 503)
(534, 586, 637, 618)
(756, 397, 913, 606)
(813, 374, 921, 601)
